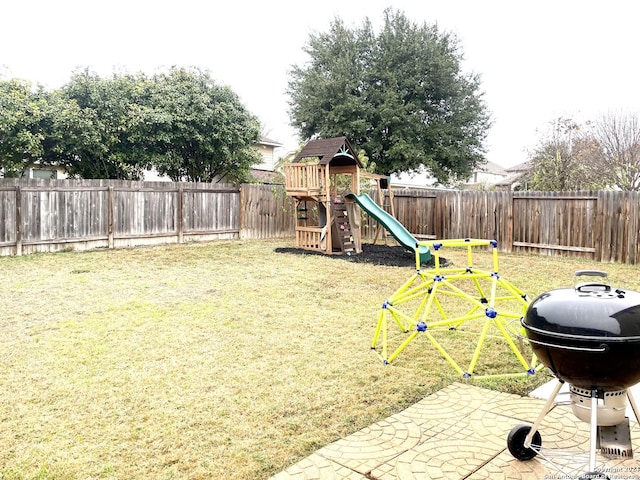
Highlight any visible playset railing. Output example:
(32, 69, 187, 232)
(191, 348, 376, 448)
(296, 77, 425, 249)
(295, 226, 325, 251)
(284, 163, 325, 197)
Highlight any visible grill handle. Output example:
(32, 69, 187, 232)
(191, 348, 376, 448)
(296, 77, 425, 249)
(525, 337, 609, 353)
(574, 270, 610, 293)
(575, 270, 608, 278)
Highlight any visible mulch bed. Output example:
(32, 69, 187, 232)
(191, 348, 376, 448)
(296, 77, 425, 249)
(275, 242, 440, 268)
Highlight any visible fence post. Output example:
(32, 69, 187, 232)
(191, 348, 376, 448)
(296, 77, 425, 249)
(108, 186, 114, 249)
(507, 191, 514, 253)
(15, 186, 22, 256)
(239, 184, 246, 240)
(177, 185, 184, 243)
(594, 191, 605, 262)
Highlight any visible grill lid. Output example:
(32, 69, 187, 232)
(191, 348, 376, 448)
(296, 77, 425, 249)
(522, 271, 640, 389)
(523, 271, 640, 340)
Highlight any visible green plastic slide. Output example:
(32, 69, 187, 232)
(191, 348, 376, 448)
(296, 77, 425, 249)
(345, 193, 431, 264)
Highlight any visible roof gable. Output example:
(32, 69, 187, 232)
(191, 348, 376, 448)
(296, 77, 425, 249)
(293, 136, 363, 167)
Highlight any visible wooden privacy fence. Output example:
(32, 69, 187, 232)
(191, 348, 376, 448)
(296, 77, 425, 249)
(2, 179, 640, 265)
(364, 189, 640, 265)
(0, 179, 294, 256)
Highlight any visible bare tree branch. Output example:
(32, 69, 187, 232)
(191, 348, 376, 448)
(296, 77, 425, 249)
(593, 110, 640, 191)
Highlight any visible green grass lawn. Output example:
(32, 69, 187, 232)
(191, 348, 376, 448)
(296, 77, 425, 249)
(1, 239, 637, 479)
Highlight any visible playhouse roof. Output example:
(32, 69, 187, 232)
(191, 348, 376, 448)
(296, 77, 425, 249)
(292, 136, 363, 167)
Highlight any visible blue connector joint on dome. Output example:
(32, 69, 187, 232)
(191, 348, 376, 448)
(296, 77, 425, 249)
(485, 308, 497, 318)
(433, 243, 442, 251)
(491, 272, 500, 279)
(527, 368, 536, 375)
(382, 300, 391, 309)
(416, 322, 427, 332)
(463, 372, 472, 378)
(490, 240, 498, 248)
(434, 275, 445, 282)
(466, 267, 473, 274)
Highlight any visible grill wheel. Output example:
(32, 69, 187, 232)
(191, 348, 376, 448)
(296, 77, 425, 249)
(507, 423, 542, 461)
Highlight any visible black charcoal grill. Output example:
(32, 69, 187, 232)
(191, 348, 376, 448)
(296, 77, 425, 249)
(508, 271, 640, 479)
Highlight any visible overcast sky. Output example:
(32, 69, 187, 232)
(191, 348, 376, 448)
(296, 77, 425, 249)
(3, 0, 639, 167)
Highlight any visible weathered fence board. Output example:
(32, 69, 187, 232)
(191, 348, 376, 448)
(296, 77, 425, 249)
(511, 192, 598, 258)
(181, 187, 238, 235)
(240, 184, 295, 239)
(19, 187, 110, 244)
(0, 188, 17, 245)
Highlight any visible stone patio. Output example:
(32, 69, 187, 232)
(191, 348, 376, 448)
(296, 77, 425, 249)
(270, 382, 640, 480)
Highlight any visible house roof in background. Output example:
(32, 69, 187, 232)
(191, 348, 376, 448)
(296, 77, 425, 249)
(258, 137, 283, 147)
(476, 160, 507, 175)
(505, 161, 532, 173)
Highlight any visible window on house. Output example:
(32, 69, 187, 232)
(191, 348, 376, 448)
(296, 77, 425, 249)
(22, 168, 57, 179)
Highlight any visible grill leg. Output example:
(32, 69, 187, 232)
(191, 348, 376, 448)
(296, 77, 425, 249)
(627, 388, 640, 424)
(524, 379, 564, 448)
(589, 389, 598, 473)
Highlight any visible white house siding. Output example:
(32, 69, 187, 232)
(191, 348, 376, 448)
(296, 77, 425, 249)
(254, 143, 276, 171)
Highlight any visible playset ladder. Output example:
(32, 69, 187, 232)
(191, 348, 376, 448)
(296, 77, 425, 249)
(296, 201, 309, 221)
(332, 199, 355, 254)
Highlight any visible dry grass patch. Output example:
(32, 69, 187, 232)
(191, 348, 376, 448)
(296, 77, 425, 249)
(1, 239, 637, 479)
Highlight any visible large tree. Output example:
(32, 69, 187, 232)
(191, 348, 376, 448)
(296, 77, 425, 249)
(2, 68, 262, 182)
(287, 8, 491, 183)
(56, 70, 150, 179)
(0, 79, 47, 176)
(143, 67, 262, 183)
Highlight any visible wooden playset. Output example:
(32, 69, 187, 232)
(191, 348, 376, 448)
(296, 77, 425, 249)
(283, 136, 391, 255)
